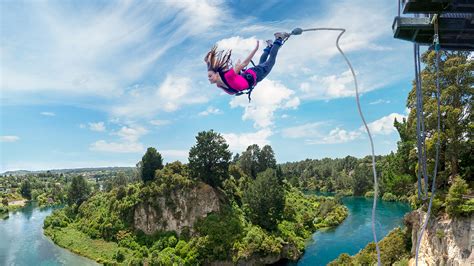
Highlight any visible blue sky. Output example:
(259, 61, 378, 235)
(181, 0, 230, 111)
(1, 0, 417, 172)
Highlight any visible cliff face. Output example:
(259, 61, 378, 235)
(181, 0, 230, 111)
(133, 182, 221, 235)
(405, 209, 473, 265)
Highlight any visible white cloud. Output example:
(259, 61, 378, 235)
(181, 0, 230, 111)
(112, 75, 208, 118)
(89, 140, 144, 153)
(282, 122, 326, 139)
(1, 136, 20, 142)
(282, 113, 405, 145)
(216, 36, 260, 62)
(230, 79, 300, 128)
(223, 129, 273, 153)
(161, 150, 189, 159)
(2, 1, 226, 103)
(88, 122, 106, 132)
(364, 113, 406, 135)
(370, 99, 391, 105)
(309, 127, 362, 144)
(115, 126, 148, 142)
(40, 112, 55, 116)
(150, 120, 171, 126)
(90, 124, 148, 153)
(199, 106, 222, 116)
(299, 70, 356, 100)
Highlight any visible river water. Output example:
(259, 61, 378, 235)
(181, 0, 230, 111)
(295, 195, 411, 265)
(0, 203, 97, 266)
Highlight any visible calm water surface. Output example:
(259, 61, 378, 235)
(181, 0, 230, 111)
(0, 203, 97, 266)
(295, 195, 411, 266)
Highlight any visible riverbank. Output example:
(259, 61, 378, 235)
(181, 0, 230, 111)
(0, 199, 28, 219)
(44, 226, 131, 264)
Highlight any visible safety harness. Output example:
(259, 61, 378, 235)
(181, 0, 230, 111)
(218, 64, 257, 102)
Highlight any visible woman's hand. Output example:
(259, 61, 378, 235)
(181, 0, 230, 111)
(234, 40, 260, 74)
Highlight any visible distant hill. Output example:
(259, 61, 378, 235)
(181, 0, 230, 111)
(1, 167, 135, 176)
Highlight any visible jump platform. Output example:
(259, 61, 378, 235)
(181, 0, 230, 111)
(393, 0, 474, 51)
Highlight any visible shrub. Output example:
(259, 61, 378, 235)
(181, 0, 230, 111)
(446, 177, 471, 217)
(382, 192, 398, 201)
(365, 191, 375, 197)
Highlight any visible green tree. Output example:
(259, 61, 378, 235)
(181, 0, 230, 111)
(188, 130, 232, 188)
(238, 144, 261, 178)
(140, 147, 163, 182)
(20, 180, 32, 200)
(242, 169, 285, 231)
(404, 51, 473, 186)
(67, 176, 91, 206)
(446, 176, 471, 217)
(232, 153, 240, 164)
(258, 145, 277, 172)
(352, 161, 372, 196)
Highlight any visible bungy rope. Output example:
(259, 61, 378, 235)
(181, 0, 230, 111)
(289, 27, 381, 266)
(415, 15, 441, 266)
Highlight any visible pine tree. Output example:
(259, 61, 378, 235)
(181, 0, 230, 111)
(188, 130, 231, 187)
(140, 147, 163, 182)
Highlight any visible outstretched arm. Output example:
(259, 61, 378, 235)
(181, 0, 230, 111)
(234, 41, 259, 73)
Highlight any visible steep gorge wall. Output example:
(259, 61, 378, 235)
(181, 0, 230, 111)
(133, 182, 221, 235)
(405, 209, 473, 265)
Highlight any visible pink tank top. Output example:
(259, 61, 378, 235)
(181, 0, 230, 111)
(218, 69, 257, 94)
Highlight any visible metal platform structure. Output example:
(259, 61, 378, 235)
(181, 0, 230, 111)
(393, 0, 474, 50)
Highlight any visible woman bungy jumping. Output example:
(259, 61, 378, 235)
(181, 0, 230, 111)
(204, 32, 290, 101)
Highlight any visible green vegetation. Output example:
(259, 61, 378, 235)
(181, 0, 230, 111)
(329, 227, 411, 265)
(280, 51, 473, 218)
(67, 176, 91, 206)
(446, 177, 474, 217)
(44, 226, 127, 264)
(43, 131, 348, 264)
(188, 130, 232, 188)
(140, 147, 163, 183)
(243, 169, 284, 231)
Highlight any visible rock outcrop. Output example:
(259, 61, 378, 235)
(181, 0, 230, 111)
(405, 209, 473, 265)
(133, 182, 221, 235)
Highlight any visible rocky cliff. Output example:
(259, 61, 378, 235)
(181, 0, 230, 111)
(405, 209, 473, 265)
(133, 182, 221, 235)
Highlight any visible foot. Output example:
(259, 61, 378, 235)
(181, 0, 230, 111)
(265, 39, 273, 47)
(274, 32, 290, 40)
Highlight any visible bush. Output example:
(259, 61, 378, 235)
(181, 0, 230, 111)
(113, 248, 126, 262)
(446, 177, 471, 217)
(233, 225, 283, 262)
(328, 253, 354, 266)
(365, 191, 375, 197)
(382, 192, 398, 201)
(195, 209, 243, 260)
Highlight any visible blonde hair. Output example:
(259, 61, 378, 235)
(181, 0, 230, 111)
(204, 45, 232, 72)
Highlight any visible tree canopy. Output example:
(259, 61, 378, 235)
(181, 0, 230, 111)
(188, 130, 232, 188)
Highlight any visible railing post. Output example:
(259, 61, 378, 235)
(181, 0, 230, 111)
(398, 0, 401, 16)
